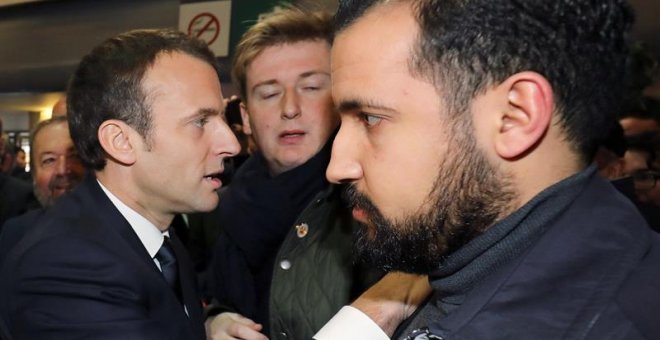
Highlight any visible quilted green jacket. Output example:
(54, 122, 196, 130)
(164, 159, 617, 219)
(268, 185, 381, 340)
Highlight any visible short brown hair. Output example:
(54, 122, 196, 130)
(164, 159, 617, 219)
(68, 28, 219, 170)
(232, 5, 333, 101)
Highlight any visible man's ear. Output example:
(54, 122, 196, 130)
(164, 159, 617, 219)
(494, 71, 554, 160)
(97, 120, 137, 166)
(240, 102, 252, 135)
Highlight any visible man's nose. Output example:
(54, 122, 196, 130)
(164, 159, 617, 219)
(212, 119, 241, 159)
(281, 90, 301, 120)
(326, 123, 363, 184)
(55, 156, 69, 174)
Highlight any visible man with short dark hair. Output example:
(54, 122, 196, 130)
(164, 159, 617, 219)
(315, 0, 660, 339)
(9, 147, 29, 182)
(0, 28, 239, 339)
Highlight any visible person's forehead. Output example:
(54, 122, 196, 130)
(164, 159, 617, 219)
(333, 2, 418, 70)
(339, 3, 414, 44)
(34, 123, 73, 152)
(142, 51, 223, 115)
(246, 41, 331, 83)
(331, 3, 424, 106)
(144, 51, 219, 87)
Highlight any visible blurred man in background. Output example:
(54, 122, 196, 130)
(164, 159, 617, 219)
(29, 116, 84, 208)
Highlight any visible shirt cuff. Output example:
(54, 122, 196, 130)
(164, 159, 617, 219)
(314, 306, 390, 340)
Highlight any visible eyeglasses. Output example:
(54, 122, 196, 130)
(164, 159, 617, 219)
(631, 170, 660, 191)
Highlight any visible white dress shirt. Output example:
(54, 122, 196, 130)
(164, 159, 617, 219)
(97, 180, 169, 270)
(97, 180, 190, 316)
(314, 306, 389, 340)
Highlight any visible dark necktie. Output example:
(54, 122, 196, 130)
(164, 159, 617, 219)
(155, 236, 181, 300)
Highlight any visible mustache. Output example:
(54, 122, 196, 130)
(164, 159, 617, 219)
(341, 184, 382, 221)
(47, 174, 75, 193)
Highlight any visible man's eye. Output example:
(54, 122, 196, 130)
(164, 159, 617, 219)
(194, 116, 209, 127)
(41, 158, 56, 167)
(359, 113, 383, 127)
(260, 92, 280, 100)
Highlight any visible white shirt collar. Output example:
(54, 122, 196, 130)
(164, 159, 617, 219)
(97, 179, 168, 258)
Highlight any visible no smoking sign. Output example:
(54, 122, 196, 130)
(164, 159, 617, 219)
(179, 1, 232, 57)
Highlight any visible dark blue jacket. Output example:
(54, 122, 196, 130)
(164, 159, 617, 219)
(0, 209, 44, 263)
(0, 173, 37, 228)
(0, 175, 205, 339)
(400, 172, 660, 339)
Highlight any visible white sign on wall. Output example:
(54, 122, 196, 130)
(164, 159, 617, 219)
(179, 1, 232, 57)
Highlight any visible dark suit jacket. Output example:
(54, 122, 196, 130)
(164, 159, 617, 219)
(0, 175, 205, 339)
(0, 173, 38, 228)
(611, 176, 660, 232)
(0, 209, 44, 264)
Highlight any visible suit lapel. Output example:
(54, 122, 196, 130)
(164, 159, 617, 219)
(78, 177, 199, 317)
(81, 175, 204, 338)
(79, 175, 159, 273)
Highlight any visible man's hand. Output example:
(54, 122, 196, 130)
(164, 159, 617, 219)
(351, 272, 431, 336)
(205, 312, 268, 340)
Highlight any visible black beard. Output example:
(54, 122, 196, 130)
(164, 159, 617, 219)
(343, 129, 516, 274)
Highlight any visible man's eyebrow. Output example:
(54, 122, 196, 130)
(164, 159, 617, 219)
(251, 79, 278, 91)
(251, 71, 330, 91)
(183, 107, 220, 121)
(337, 98, 397, 114)
(199, 107, 220, 116)
(299, 71, 331, 79)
